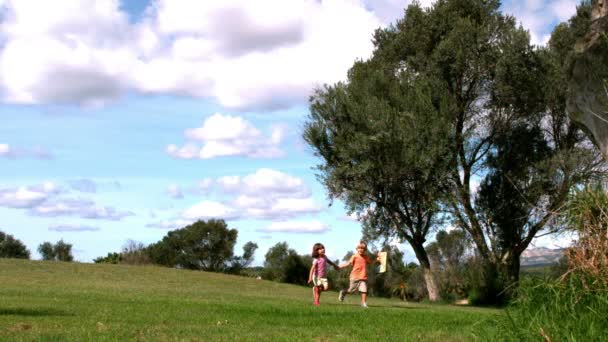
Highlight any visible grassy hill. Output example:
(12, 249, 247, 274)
(0, 259, 506, 341)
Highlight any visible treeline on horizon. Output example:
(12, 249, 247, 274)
(0, 219, 568, 304)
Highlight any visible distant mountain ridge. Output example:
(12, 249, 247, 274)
(520, 247, 565, 266)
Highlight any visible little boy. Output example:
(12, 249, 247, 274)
(338, 241, 380, 308)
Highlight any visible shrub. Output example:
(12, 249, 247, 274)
(503, 275, 608, 340)
(94, 252, 122, 264)
(120, 240, 151, 265)
(0, 231, 30, 259)
(563, 187, 608, 285)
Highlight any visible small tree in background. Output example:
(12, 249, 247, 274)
(227, 241, 259, 274)
(262, 242, 308, 285)
(120, 240, 150, 265)
(54, 240, 74, 262)
(427, 229, 470, 300)
(94, 252, 122, 264)
(38, 241, 56, 260)
(38, 240, 74, 262)
(146, 219, 257, 273)
(0, 231, 30, 259)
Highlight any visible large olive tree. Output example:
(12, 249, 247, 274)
(306, 0, 605, 303)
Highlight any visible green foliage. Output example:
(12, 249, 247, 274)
(564, 185, 608, 233)
(464, 257, 509, 306)
(561, 186, 608, 285)
(503, 276, 608, 341)
(227, 241, 259, 274)
(327, 0, 605, 305)
(369, 246, 413, 298)
(146, 219, 254, 273)
(37, 241, 56, 260)
(0, 231, 30, 259)
(55, 240, 74, 262)
(94, 252, 122, 264)
(38, 240, 74, 262)
(119, 240, 151, 265)
(427, 229, 470, 300)
(262, 242, 308, 285)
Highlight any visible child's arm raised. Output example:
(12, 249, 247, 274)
(325, 256, 340, 271)
(338, 255, 355, 269)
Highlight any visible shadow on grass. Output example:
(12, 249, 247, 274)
(0, 307, 73, 317)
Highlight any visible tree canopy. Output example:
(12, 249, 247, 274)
(146, 219, 256, 273)
(38, 240, 74, 262)
(0, 231, 30, 259)
(304, 0, 607, 303)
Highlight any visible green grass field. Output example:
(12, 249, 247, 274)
(0, 259, 507, 341)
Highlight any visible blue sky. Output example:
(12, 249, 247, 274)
(0, 0, 580, 264)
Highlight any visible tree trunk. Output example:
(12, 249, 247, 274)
(567, 0, 608, 158)
(411, 241, 441, 301)
(500, 249, 521, 295)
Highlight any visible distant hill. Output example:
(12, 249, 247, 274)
(520, 247, 565, 266)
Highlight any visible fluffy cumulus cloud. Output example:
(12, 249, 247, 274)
(257, 220, 329, 234)
(215, 168, 321, 219)
(218, 168, 309, 198)
(0, 182, 60, 208)
(0, 181, 133, 220)
(0, 0, 575, 109)
(167, 113, 286, 159)
(181, 200, 240, 220)
(49, 223, 100, 232)
(0, 0, 380, 110)
(0, 143, 53, 159)
(0, 0, 132, 106)
(148, 168, 323, 228)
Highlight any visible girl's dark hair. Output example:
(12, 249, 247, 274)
(312, 243, 324, 258)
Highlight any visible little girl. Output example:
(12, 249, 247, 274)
(307, 242, 339, 306)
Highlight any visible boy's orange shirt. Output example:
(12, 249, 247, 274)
(348, 254, 372, 280)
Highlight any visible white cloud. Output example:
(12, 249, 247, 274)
(0, 143, 53, 159)
(0, 143, 10, 155)
(0, 0, 133, 105)
(166, 169, 323, 222)
(0, 182, 59, 208)
(49, 223, 100, 232)
(154, 0, 306, 57)
(0, 0, 580, 108)
(185, 179, 214, 196)
(257, 220, 329, 234)
(218, 168, 310, 198)
(550, 0, 579, 22)
(0, 0, 380, 110)
(182, 200, 239, 220)
(168, 113, 286, 159)
(224, 169, 322, 219)
(30, 197, 134, 220)
(145, 218, 194, 230)
(502, 0, 578, 46)
(166, 184, 184, 199)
